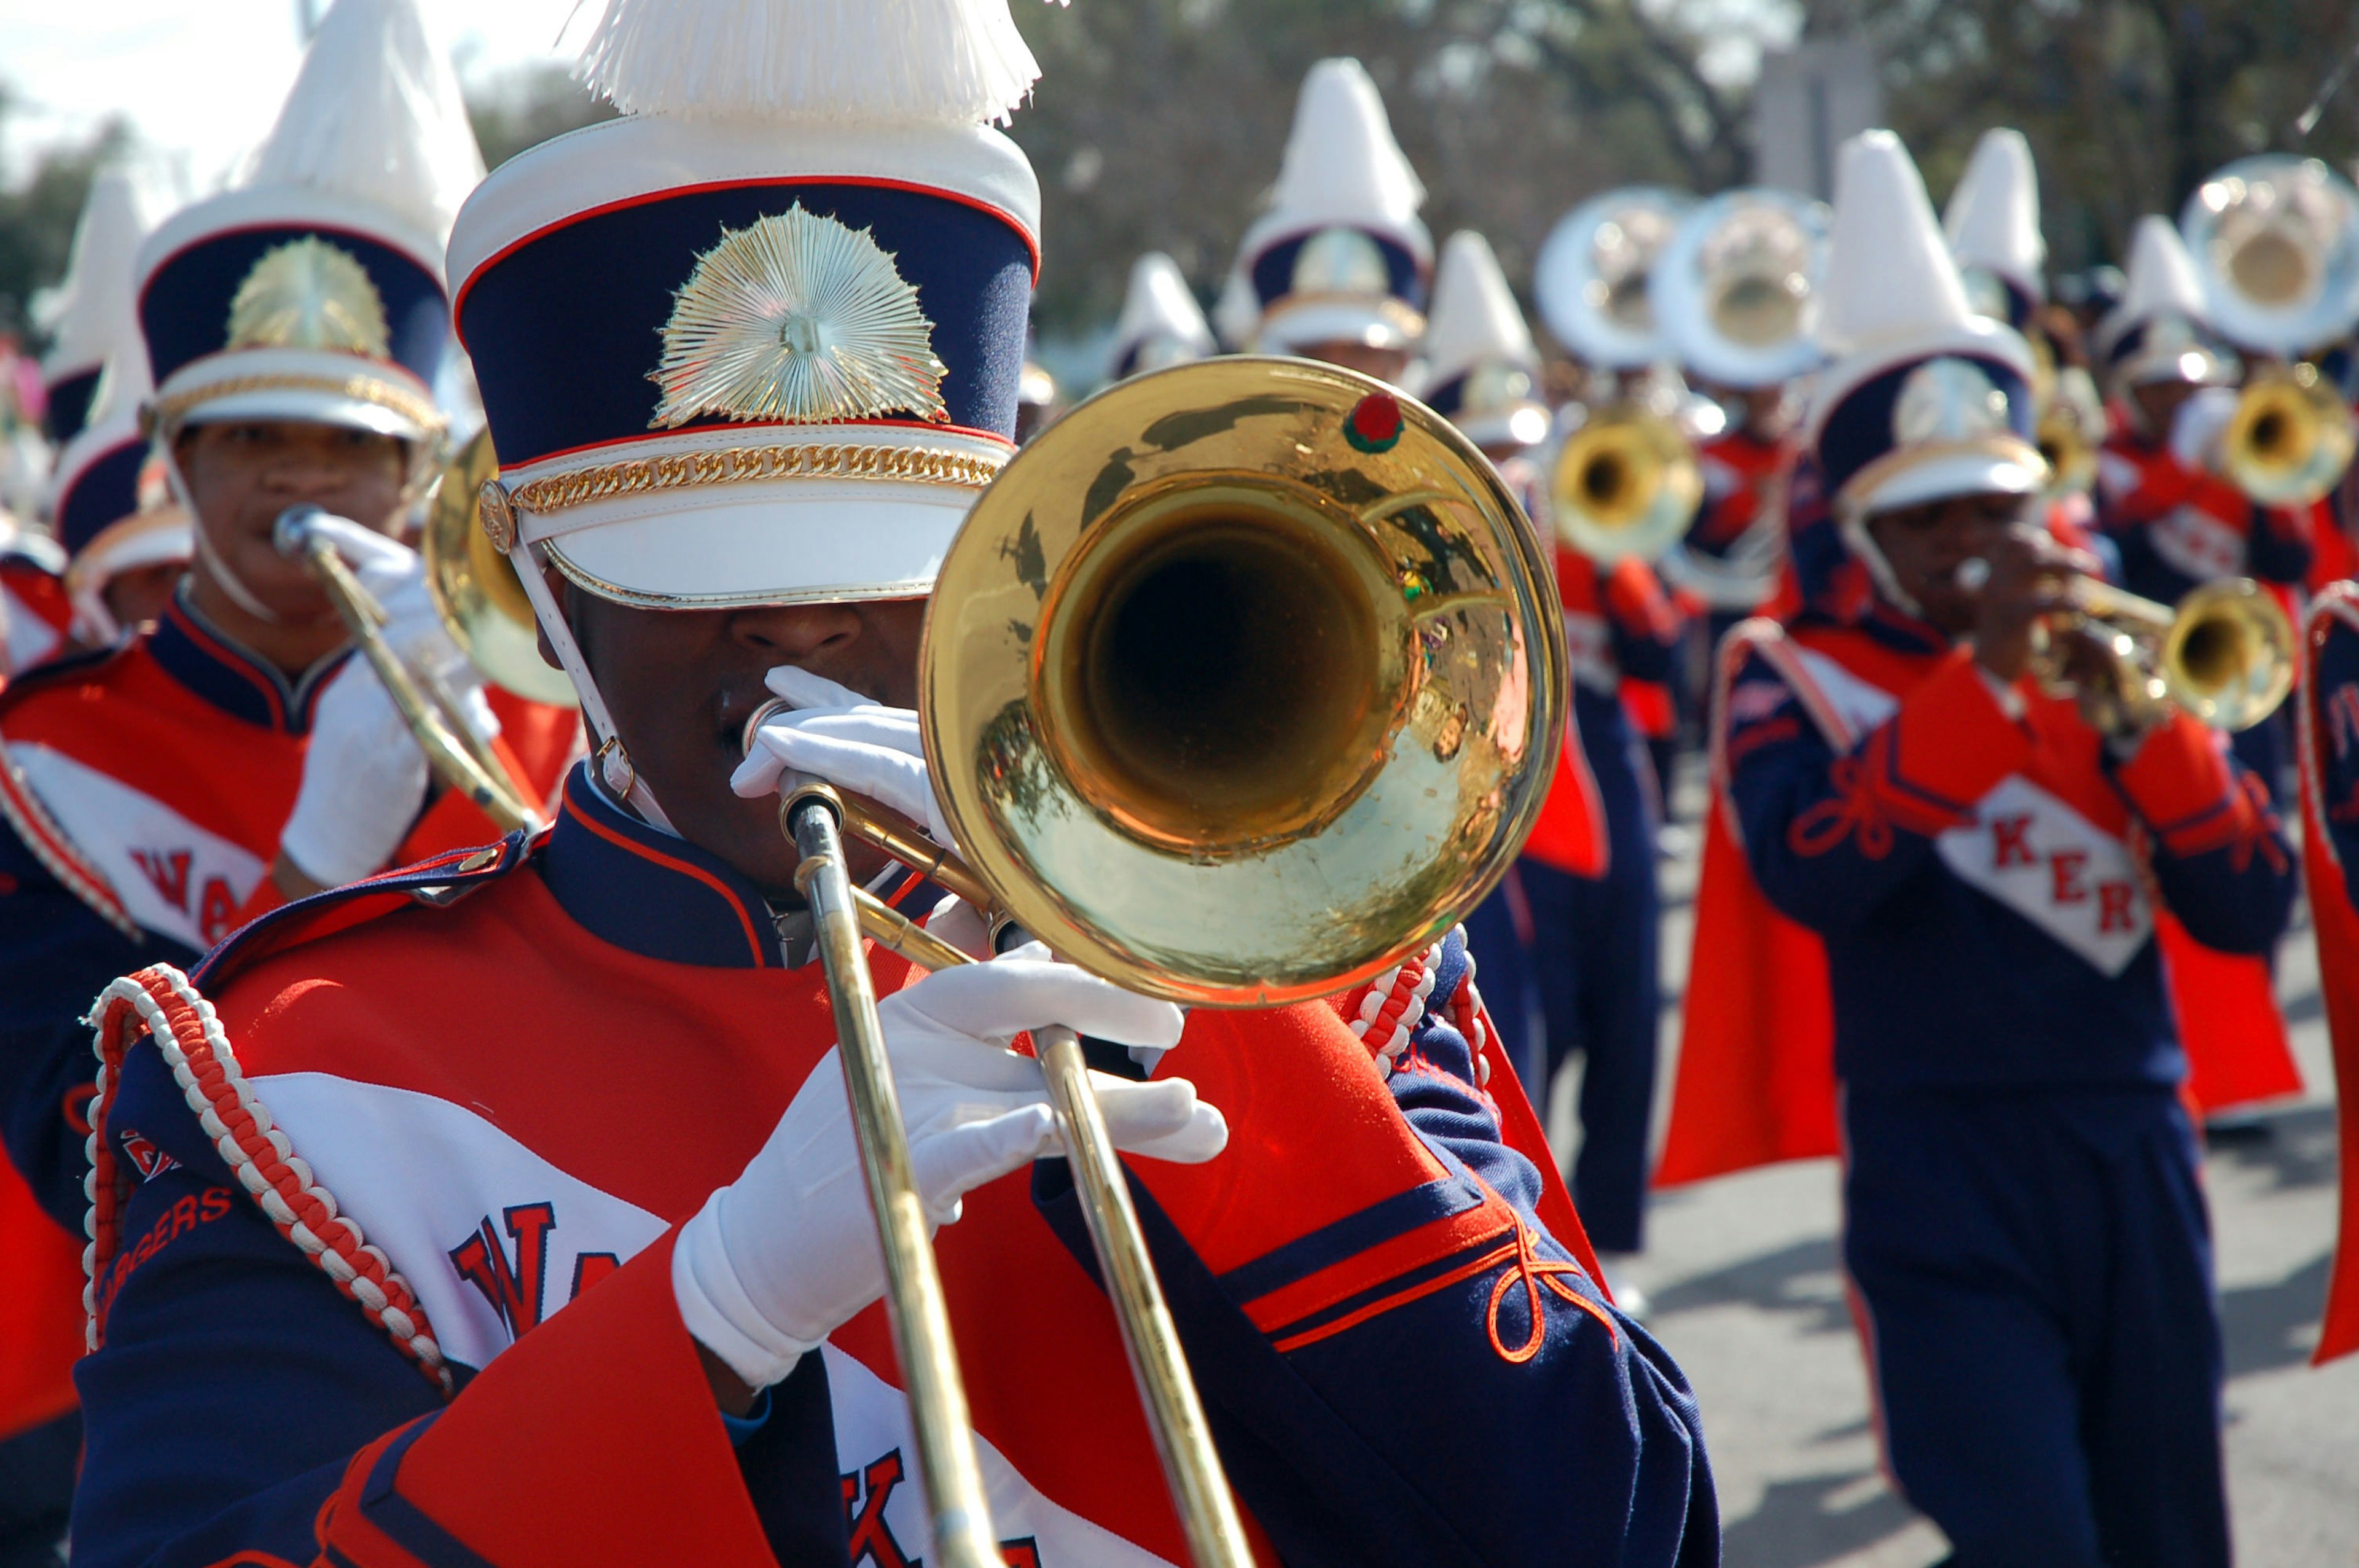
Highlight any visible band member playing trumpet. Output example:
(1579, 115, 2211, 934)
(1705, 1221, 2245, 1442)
(67, 4, 1718, 1564)
(1681, 133, 2288, 1567)
(2094, 216, 2317, 799)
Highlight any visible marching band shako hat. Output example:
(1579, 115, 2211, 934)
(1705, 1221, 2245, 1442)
(50, 336, 193, 641)
(1807, 131, 2044, 531)
(2094, 216, 2240, 394)
(133, 0, 483, 448)
(40, 171, 152, 446)
(1106, 252, 1215, 381)
(1417, 231, 1551, 451)
(448, 0, 1044, 612)
(1942, 128, 2046, 329)
(1235, 58, 1431, 356)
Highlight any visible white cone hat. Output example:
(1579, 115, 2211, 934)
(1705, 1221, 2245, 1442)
(1423, 231, 1536, 387)
(1235, 58, 1431, 354)
(1106, 253, 1215, 380)
(136, 0, 487, 442)
(2092, 216, 2238, 391)
(1942, 128, 2045, 314)
(1418, 231, 1551, 450)
(247, 0, 485, 252)
(1808, 131, 2041, 522)
(1266, 58, 1425, 240)
(1815, 131, 1979, 362)
(2111, 215, 2212, 333)
(38, 171, 154, 440)
(447, 0, 1046, 614)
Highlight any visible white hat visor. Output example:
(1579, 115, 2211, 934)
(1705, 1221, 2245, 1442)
(1858, 446, 2045, 518)
(507, 425, 1012, 609)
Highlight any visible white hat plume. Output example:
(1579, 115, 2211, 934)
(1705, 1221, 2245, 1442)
(1423, 230, 1535, 386)
(39, 171, 153, 382)
(245, 0, 487, 250)
(1943, 127, 2045, 300)
(1815, 130, 1974, 359)
(581, 0, 1068, 127)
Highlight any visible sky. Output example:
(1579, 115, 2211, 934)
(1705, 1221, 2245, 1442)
(0, 1, 600, 194)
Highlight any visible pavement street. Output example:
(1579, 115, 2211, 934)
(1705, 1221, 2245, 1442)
(1532, 765, 2359, 1566)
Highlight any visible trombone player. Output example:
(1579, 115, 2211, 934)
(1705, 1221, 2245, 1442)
(1681, 132, 2289, 1567)
(67, 2, 1719, 1565)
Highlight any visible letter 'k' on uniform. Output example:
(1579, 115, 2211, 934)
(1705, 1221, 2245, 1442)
(1662, 130, 2291, 1568)
(68, 0, 1719, 1564)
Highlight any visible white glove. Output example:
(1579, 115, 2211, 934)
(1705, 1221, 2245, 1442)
(278, 652, 432, 886)
(731, 666, 952, 849)
(2169, 384, 2243, 473)
(305, 513, 499, 739)
(672, 945, 1227, 1388)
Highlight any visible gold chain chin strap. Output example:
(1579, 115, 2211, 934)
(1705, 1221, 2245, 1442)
(507, 441, 1009, 516)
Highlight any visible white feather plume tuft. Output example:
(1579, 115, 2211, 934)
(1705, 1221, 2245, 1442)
(246, 0, 487, 249)
(39, 171, 154, 381)
(579, 0, 1070, 127)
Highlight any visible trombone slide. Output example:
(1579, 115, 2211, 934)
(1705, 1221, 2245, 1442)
(844, 880, 1256, 1568)
(788, 789, 1005, 1568)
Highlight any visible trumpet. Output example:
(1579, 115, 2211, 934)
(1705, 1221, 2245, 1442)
(276, 429, 568, 835)
(1547, 404, 1703, 564)
(2221, 362, 2358, 507)
(1962, 554, 2294, 731)
(746, 357, 1567, 1565)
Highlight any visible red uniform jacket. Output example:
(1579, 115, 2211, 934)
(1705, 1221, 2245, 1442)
(68, 766, 1720, 1568)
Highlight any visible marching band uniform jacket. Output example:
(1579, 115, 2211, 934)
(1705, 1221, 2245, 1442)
(1716, 605, 2290, 1090)
(0, 546, 72, 681)
(71, 762, 1719, 1568)
(0, 588, 578, 1228)
(2094, 429, 2315, 606)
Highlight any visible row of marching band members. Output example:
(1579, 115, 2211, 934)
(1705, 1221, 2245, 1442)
(0, 7, 1722, 1568)
(0, 1, 2352, 1562)
(1090, 60, 2359, 1566)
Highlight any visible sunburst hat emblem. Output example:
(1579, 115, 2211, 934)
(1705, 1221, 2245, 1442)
(651, 205, 949, 429)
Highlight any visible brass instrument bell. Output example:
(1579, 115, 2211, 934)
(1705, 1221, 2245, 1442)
(2036, 575, 2294, 732)
(426, 428, 580, 708)
(2221, 362, 2358, 508)
(1546, 404, 1704, 565)
(921, 354, 1568, 1005)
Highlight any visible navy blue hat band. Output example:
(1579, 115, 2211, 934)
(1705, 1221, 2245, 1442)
(457, 176, 1036, 466)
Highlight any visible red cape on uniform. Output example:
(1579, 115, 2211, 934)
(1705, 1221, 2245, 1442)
(1657, 619, 2301, 1190)
(2298, 585, 2359, 1364)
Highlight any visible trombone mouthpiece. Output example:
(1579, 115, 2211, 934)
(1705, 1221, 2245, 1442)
(272, 504, 327, 559)
(1954, 558, 1991, 592)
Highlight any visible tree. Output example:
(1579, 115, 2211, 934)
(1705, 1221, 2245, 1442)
(1009, 0, 1777, 341)
(0, 87, 134, 342)
(1806, 0, 2359, 270)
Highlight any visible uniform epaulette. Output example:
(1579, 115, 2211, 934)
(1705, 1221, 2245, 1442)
(191, 829, 540, 992)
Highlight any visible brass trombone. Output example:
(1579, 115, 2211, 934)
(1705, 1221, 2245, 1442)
(1547, 405, 1704, 564)
(276, 430, 569, 835)
(2221, 362, 2358, 508)
(746, 357, 1568, 1565)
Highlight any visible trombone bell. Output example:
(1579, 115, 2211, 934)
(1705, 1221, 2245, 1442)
(1547, 408, 1703, 564)
(427, 429, 581, 709)
(2222, 363, 2358, 507)
(921, 356, 1568, 1007)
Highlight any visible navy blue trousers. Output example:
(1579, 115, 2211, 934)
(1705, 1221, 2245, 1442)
(1464, 714, 1661, 1253)
(1842, 1085, 2229, 1568)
